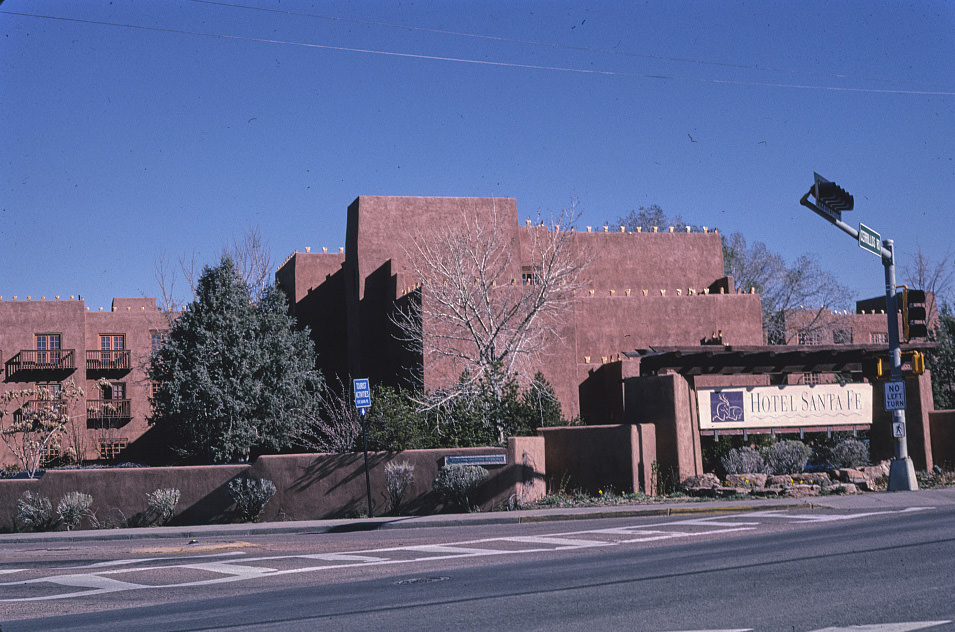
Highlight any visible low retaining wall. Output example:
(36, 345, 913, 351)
(537, 424, 656, 494)
(0, 437, 545, 532)
(930, 410, 955, 470)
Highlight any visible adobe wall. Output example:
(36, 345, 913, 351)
(929, 409, 955, 470)
(536, 424, 655, 494)
(347, 196, 521, 301)
(870, 372, 935, 470)
(624, 374, 703, 482)
(0, 440, 545, 531)
(565, 228, 727, 290)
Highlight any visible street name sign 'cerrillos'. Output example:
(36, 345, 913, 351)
(858, 223, 882, 257)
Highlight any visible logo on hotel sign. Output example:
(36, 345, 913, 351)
(710, 391, 745, 423)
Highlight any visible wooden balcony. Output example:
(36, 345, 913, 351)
(86, 350, 131, 372)
(86, 398, 131, 421)
(4, 349, 76, 379)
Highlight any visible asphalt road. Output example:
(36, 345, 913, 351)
(2, 498, 954, 631)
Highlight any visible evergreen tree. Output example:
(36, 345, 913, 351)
(929, 304, 955, 410)
(149, 257, 322, 463)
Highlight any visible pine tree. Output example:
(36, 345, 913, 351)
(149, 257, 322, 463)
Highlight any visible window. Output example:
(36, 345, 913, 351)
(102, 381, 126, 401)
(98, 438, 128, 460)
(35, 333, 61, 365)
(40, 444, 61, 467)
(797, 330, 821, 346)
(521, 267, 541, 286)
(99, 334, 125, 368)
(151, 330, 169, 354)
(833, 329, 852, 344)
(802, 372, 821, 385)
(870, 332, 888, 344)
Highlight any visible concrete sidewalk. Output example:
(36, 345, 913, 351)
(2, 487, 953, 545)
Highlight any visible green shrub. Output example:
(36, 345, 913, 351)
(228, 477, 276, 522)
(828, 438, 869, 469)
(146, 488, 181, 526)
(721, 446, 767, 475)
(432, 464, 488, 512)
(57, 491, 93, 531)
(384, 461, 415, 515)
(17, 491, 56, 531)
(763, 440, 812, 475)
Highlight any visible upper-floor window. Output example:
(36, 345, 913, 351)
(833, 329, 852, 345)
(151, 330, 170, 354)
(521, 267, 541, 286)
(35, 333, 61, 365)
(100, 334, 125, 351)
(802, 372, 821, 386)
(797, 330, 821, 346)
(870, 332, 888, 344)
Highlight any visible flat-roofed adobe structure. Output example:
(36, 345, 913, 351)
(0, 297, 169, 467)
(276, 196, 765, 418)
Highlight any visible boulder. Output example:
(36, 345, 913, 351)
(725, 473, 768, 488)
(782, 484, 820, 498)
(681, 473, 721, 491)
(834, 468, 868, 485)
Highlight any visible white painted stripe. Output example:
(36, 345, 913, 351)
(810, 622, 952, 632)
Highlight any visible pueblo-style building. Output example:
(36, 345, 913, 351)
(0, 297, 169, 466)
(1, 196, 948, 479)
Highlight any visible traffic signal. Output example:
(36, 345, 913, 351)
(909, 350, 926, 375)
(862, 355, 887, 381)
(901, 287, 928, 341)
(813, 172, 854, 213)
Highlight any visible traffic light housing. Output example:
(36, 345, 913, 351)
(901, 287, 928, 341)
(813, 172, 854, 213)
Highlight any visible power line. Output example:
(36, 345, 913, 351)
(3, 9, 954, 96)
(186, 0, 953, 91)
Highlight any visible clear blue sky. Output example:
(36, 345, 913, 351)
(2, 1, 953, 311)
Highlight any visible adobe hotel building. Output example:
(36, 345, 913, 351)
(0, 196, 942, 474)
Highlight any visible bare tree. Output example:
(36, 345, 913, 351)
(152, 225, 273, 310)
(392, 200, 589, 415)
(297, 378, 363, 454)
(225, 225, 273, 302)
(0, 379, 85, 477)
(902, 243, 953, 317)
(723, 232, 851, 344)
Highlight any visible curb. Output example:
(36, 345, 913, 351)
(0, 498, 816, 544)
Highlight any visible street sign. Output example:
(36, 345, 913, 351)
(893, 421, 906, 438)
(353, 378, 371, 410)
(884, 380, 906, 411)
(858, 223, 882, 257)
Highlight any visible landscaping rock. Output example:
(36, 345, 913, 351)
(766, 474, 799, 487)
(834, 468, 868, 485)
(789, 472, 831, 487)
(681, 473, 721, 491)
(782, 484, 820, 498)
(826, 483, 858, 495)
(751, 487, 782, 497)
(716, 486, 748, 497)
(861, 465, 887, 481)
(725, 473, 767, 488)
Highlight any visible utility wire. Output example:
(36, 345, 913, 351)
(3, 9, 954, 96)
(187, 0, 953, 91)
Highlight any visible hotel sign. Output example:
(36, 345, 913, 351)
(697, 383, 872, 430)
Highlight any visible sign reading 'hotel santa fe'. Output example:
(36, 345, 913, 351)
(696, 383, 873, 431)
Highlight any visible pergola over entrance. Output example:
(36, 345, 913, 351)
(625, 343, 934, 377)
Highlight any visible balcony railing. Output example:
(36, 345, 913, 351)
(86, 350, 131, 372)
(13, 399, 69, 423)
(5, 349, 76, 378)
(86, 399, 131, 420)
